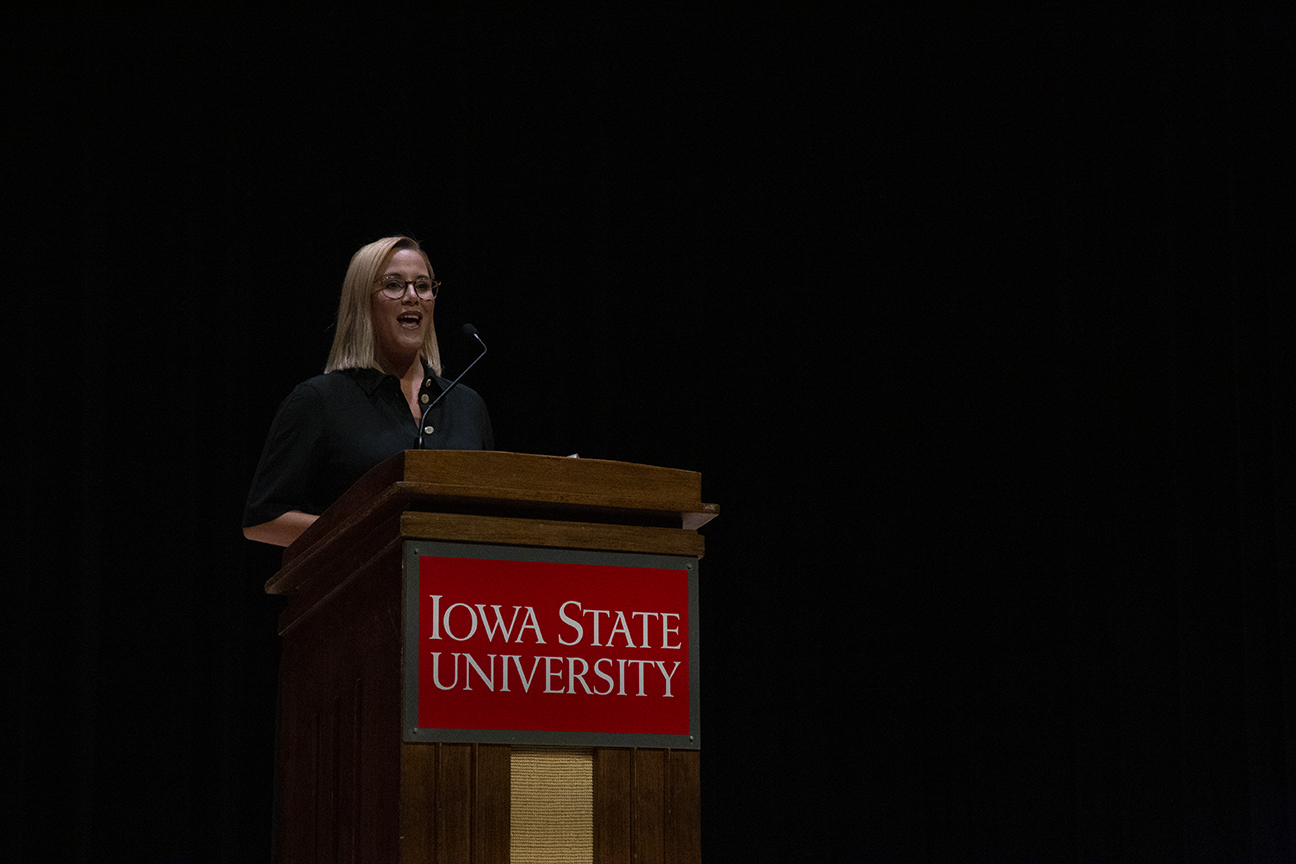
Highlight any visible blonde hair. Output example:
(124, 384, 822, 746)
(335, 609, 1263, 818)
(325, 235, 442, 375)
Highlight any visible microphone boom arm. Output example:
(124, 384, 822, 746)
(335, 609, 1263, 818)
(417, 325, 487, 449)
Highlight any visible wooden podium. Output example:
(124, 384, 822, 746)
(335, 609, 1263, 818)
(266, 450, 716, 863)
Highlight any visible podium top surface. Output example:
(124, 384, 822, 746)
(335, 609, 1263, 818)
(267, 450, 717, 595)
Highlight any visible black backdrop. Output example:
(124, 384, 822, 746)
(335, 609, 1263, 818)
(6, 5, 1295, 862)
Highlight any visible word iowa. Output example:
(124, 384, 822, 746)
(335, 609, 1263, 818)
(426, 596, 683, 650)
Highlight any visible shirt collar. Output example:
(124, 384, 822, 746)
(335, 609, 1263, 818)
(344, 360, 444, 397)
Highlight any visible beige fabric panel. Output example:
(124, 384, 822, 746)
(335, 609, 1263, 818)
(510, 746, 594, 863)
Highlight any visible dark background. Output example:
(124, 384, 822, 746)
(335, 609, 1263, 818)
(6, 5, 1295, 862)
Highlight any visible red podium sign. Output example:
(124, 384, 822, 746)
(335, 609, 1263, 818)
(403, 541, 700, 748)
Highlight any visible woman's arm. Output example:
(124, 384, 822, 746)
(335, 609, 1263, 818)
(243, 510, 319, 547)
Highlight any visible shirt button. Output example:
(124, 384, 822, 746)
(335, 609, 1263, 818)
(426, 379, 433, 386)
(420, 394, 429, 404)
(423, 426, 434, 434)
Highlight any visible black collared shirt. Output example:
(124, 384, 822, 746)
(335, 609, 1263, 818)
(243, 363, 493, 527)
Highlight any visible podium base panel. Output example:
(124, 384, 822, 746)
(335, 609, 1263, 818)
(511, 747, 594, 863)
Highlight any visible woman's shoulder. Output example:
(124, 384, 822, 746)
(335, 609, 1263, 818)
(291, 367, 380, 395)
(433, 376, 488, 406)
(276, 368, 376, 412)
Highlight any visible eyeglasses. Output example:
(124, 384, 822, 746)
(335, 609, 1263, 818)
(374, 275, 441, 300)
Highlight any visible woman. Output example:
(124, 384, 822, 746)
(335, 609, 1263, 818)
(243, 236, 494, 546)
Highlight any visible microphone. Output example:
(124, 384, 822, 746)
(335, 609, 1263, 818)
(462, 323, 486, 350)
(417, 324, 488, 448)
